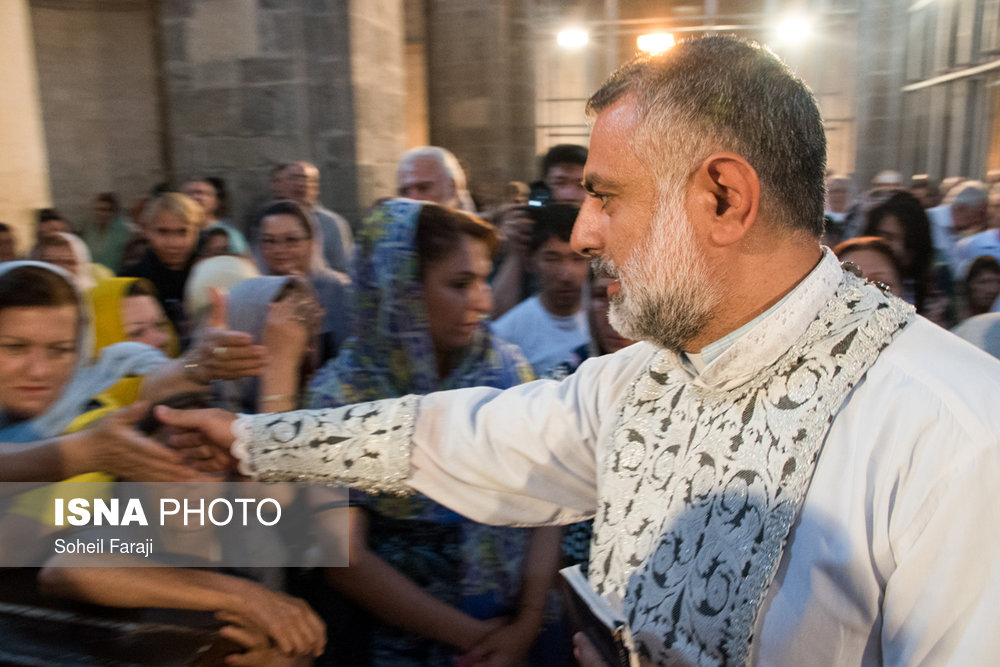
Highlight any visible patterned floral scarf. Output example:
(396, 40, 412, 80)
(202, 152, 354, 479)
(308, 198, 531, 407)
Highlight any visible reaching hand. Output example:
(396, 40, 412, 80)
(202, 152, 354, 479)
(186, 288, 267, 382)
(155, 405, 240, 471)
(261, 298, 313, 363)
(81, 402, 204, 481)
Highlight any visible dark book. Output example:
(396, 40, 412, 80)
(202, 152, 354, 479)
(559, 564, 638, 667)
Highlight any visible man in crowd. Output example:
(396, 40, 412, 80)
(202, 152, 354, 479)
(953, 185, 1000, 278)
(273, 161, 354, 273)
(163, 36, 1000, 665)
(35, 209, 71, 240)
(822, 173, 851, 245)
(492, 204, 590, 377)
(82, 192, 134, 272)
(396, 145, 477, 212)
(492, 144, 590, 317)
(929, 180, 989, 272)
(908, 173, 941, 209)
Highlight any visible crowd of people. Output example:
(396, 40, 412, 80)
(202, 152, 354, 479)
(1, 34, 999, 667)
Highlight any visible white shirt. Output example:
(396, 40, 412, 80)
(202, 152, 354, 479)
(491, 295, 589, 377)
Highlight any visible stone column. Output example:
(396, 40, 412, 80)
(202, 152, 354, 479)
(0, 0, 52, 252)
(852, 0, 909, 186)
(425, 0, 536, 207)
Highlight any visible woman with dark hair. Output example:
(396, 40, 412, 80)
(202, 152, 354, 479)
(832, 236, 905, 298)
(253, 199, 351, 361)
(960, 255, 1000, 321)
(862, 190, 954, 326)
(306, 199, 559, 666)
(182, 176, 250, 254)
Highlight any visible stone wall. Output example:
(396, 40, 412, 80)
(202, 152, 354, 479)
(159, 0, 405, 229)
(30, 0, 163, 234)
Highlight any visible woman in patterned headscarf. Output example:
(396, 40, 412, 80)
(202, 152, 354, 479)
(306, 198, 560, 666)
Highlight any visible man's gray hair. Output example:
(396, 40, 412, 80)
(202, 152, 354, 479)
(586, 35, 827, 237)
(945, 180, 988, 208)
(397, 146, 477, 213)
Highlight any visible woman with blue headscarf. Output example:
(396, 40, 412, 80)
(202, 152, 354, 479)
(0, 262, 199, 481)
(306, 199, 561, 666)
(0, 261, 258, 483)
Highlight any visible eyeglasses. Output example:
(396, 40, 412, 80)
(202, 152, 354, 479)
(260, 236, 310, 248)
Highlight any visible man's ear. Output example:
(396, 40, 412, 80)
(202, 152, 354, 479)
(688, 152, 760, 247)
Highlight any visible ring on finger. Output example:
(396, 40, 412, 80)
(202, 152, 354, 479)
(213, 346, 227, 358)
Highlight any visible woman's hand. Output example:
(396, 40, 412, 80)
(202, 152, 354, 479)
(260, 298, 312, 363)
(69, 402, 202, 481)
(459, 613, 542, 666)
(185, 288, 267, 382)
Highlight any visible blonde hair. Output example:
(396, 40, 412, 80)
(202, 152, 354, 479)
(141, 192, 205, 229)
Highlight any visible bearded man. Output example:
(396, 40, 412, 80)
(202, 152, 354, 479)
(161, 36, 1000, 665)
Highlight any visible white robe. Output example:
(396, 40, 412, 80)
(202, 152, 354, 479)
(405, 325, 1000, 665)
(235, 255, 1000, 665)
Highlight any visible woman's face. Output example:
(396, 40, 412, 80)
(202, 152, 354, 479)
(0, 305, 78, 421)
(423, 235, 494, 355)
(201, 232, 231, 258)
(874, 214, 909, 268)
(148, 211, 199, 270)
(968, 269, 1000, 313)
(38, 244, 80, 278)
(589, 275, 635, 354)
(259, 214, 311, 276)
(841, 248, 903, 297)
(122, 295, 172, 354)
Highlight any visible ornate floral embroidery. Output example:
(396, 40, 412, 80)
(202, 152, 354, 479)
(232, 395, 419, 493)
(591, 265, 914, 666)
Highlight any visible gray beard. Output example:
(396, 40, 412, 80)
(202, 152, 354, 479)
(592, 205, 720, 352)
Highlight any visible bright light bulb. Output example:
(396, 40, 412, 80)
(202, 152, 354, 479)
(637, 32, 675, 55)
(775, 15, 813, 44)
(557, 28, 589, 49)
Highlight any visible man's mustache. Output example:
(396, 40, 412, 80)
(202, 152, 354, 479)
(591, 256, 620, 280)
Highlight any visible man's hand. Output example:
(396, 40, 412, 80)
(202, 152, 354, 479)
(155, 406, 239, 471)
(573, 632, 611, 667)
(496, 204, 535, 259)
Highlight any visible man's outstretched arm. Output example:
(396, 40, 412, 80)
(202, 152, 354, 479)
(156, 344, 654, 527)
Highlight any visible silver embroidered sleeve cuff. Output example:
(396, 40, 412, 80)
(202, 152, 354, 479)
(230, 395, 419, 494)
